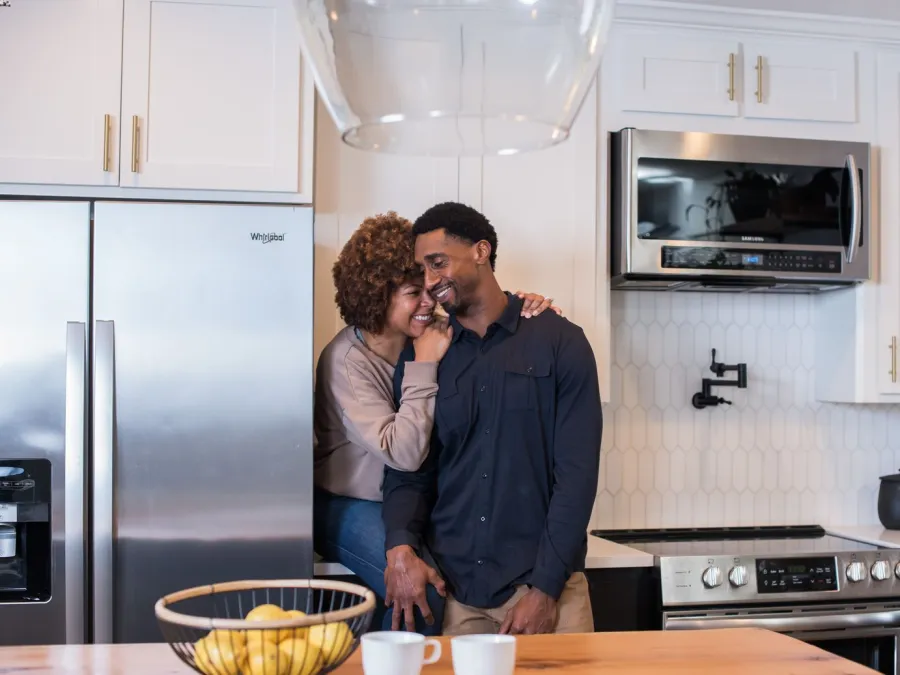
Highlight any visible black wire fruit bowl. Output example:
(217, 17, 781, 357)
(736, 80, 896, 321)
(154, 579, 376, 675)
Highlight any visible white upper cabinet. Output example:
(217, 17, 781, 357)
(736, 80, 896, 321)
(119, 0, 308, 193)
(0, 0, 123, 186)
(616, 33, 741, 118)
(0, 0, 313, 201)
(742, 39, 858, 123)
(609, 25, 863, 129)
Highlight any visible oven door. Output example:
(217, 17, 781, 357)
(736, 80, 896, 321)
(663, 604, 900, 675)
(611, 128, 870, 283)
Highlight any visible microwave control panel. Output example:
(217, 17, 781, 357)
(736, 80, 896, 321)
(661, 246, 842, 273)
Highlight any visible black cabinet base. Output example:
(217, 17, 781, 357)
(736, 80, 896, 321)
(585, 567, 659, 632)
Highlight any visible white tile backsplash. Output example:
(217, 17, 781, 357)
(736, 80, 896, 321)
(593, 291, 899, 530)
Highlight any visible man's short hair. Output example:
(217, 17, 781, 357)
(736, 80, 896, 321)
(412, 202, 498, 270)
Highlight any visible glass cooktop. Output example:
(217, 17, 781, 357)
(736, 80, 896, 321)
(591, 525, 882, 558)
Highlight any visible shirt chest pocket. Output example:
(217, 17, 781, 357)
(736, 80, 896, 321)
(436, 379, 470, 439)
(502, 358, 551, 410)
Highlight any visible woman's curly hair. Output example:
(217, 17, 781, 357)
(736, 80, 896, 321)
(332, 212, 421, 334)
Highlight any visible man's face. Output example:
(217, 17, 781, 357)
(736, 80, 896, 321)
(415, 229, 487, 313)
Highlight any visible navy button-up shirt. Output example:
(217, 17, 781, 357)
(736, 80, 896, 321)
(382, 293, 603, 609)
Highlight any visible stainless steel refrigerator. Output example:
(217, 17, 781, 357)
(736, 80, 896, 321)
(0, 200, 314, 645)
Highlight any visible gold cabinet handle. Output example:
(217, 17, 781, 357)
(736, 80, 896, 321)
(131, 115, 140, 173)
(754, 55, 763, 103)
(891, 337, 898, 384)
(727, 53, 735, 101)
(102, 114, 111, 172)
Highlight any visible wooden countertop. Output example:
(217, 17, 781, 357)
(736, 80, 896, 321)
(0, 628, 876, 674)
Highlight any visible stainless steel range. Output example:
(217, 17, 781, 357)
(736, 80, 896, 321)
(594, 526, 900, 675)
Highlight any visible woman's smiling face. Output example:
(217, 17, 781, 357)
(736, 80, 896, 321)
(385, 279, 436, 339)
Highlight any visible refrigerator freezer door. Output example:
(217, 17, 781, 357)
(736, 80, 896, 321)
(92, 201, 314, 643)
(0, 201, 90, 645)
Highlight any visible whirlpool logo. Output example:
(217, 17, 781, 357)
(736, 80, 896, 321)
(250, 232, 286, 244)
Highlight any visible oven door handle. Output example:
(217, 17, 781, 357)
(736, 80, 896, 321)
(845, 152, 862, 265)
(665, 609, 900, 633)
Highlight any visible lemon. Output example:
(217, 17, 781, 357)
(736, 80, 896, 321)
(194, 634, 245, 675)
(306, 622, 353, 666)
(246, 603, 288, 652)
(243, 643, 283, 675)
(278, 610, 310, 643)
(246, 604, 288, 622)
(206, 629, 247, 652)
(279, 638, 323, 675)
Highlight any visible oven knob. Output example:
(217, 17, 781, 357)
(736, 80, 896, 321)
(872, 560, 891, 581)
(702, 566, 723, 588)
(846, 561, 867, 583)
(728, 565, 748, 587)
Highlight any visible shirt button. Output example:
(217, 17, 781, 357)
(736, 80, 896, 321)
(526, 366, 533, 373)
(480, 516, 486, 522)
(485, 428, 490, 434)
(481, 473, 487, 479)
(477, 560, 484, 566)
(480, 385, 486, 392)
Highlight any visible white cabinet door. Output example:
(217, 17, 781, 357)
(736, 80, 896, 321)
(119, 0, 306, 193)
(0, 0, 123, 186)
(876, 51, 900, 395)
(612, 30, 740, 118)
(743, 40, 858, 123)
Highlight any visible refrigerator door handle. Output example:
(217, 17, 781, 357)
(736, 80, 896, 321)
(64, 322, 87, 644)
(93, 320, 116, 644)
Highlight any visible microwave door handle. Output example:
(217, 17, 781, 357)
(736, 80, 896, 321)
(845, 153, 862, 264)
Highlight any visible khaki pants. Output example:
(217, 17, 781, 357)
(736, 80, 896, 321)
(442, 572, 593, 636)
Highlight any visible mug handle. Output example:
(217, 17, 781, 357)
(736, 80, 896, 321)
(423, 638, 442, 665)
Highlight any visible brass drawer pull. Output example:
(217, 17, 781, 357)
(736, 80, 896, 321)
(754, 55, 763, 103)
(727, 53, 735, 101)
(102, 114, 111, 172)
(891, 336, 897, 384)
(131, 115, 140, 173)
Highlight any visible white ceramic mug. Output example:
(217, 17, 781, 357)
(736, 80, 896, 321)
(450, 634, 516, 675)
(361, 631, 442, 675)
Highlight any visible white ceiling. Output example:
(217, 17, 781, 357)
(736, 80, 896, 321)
(676, 0, 900, 22)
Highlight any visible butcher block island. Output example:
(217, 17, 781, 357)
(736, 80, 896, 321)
(0, 629, 876, 674)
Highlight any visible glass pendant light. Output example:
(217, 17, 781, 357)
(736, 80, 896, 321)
(294, 0, 615, 155)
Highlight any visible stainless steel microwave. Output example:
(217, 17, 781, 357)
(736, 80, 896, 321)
(609, 128, 871, 293)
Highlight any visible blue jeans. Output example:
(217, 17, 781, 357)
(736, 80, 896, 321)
(313, 488, 445, 635)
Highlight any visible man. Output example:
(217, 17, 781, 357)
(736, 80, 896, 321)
(381, 201, 603, 636)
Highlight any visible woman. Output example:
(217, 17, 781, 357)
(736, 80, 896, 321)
(313, 212, 557, 634)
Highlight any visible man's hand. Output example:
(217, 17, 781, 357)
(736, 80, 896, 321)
(384, 545, 447, 631)
(499, 587, 558, 635)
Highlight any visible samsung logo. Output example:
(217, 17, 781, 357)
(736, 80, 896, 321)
(250, 232, 286, 244)
(741, 236, 765, 242)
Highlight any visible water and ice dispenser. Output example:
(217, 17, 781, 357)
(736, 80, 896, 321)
(0, 460, 51, 602)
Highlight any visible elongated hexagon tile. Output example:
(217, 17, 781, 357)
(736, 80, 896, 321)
(599, 291, 898, 530)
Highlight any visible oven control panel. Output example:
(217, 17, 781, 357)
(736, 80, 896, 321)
(660, 246, 843, 273)
(756, 557, 837, 594)
(657, 551, 900, 607)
